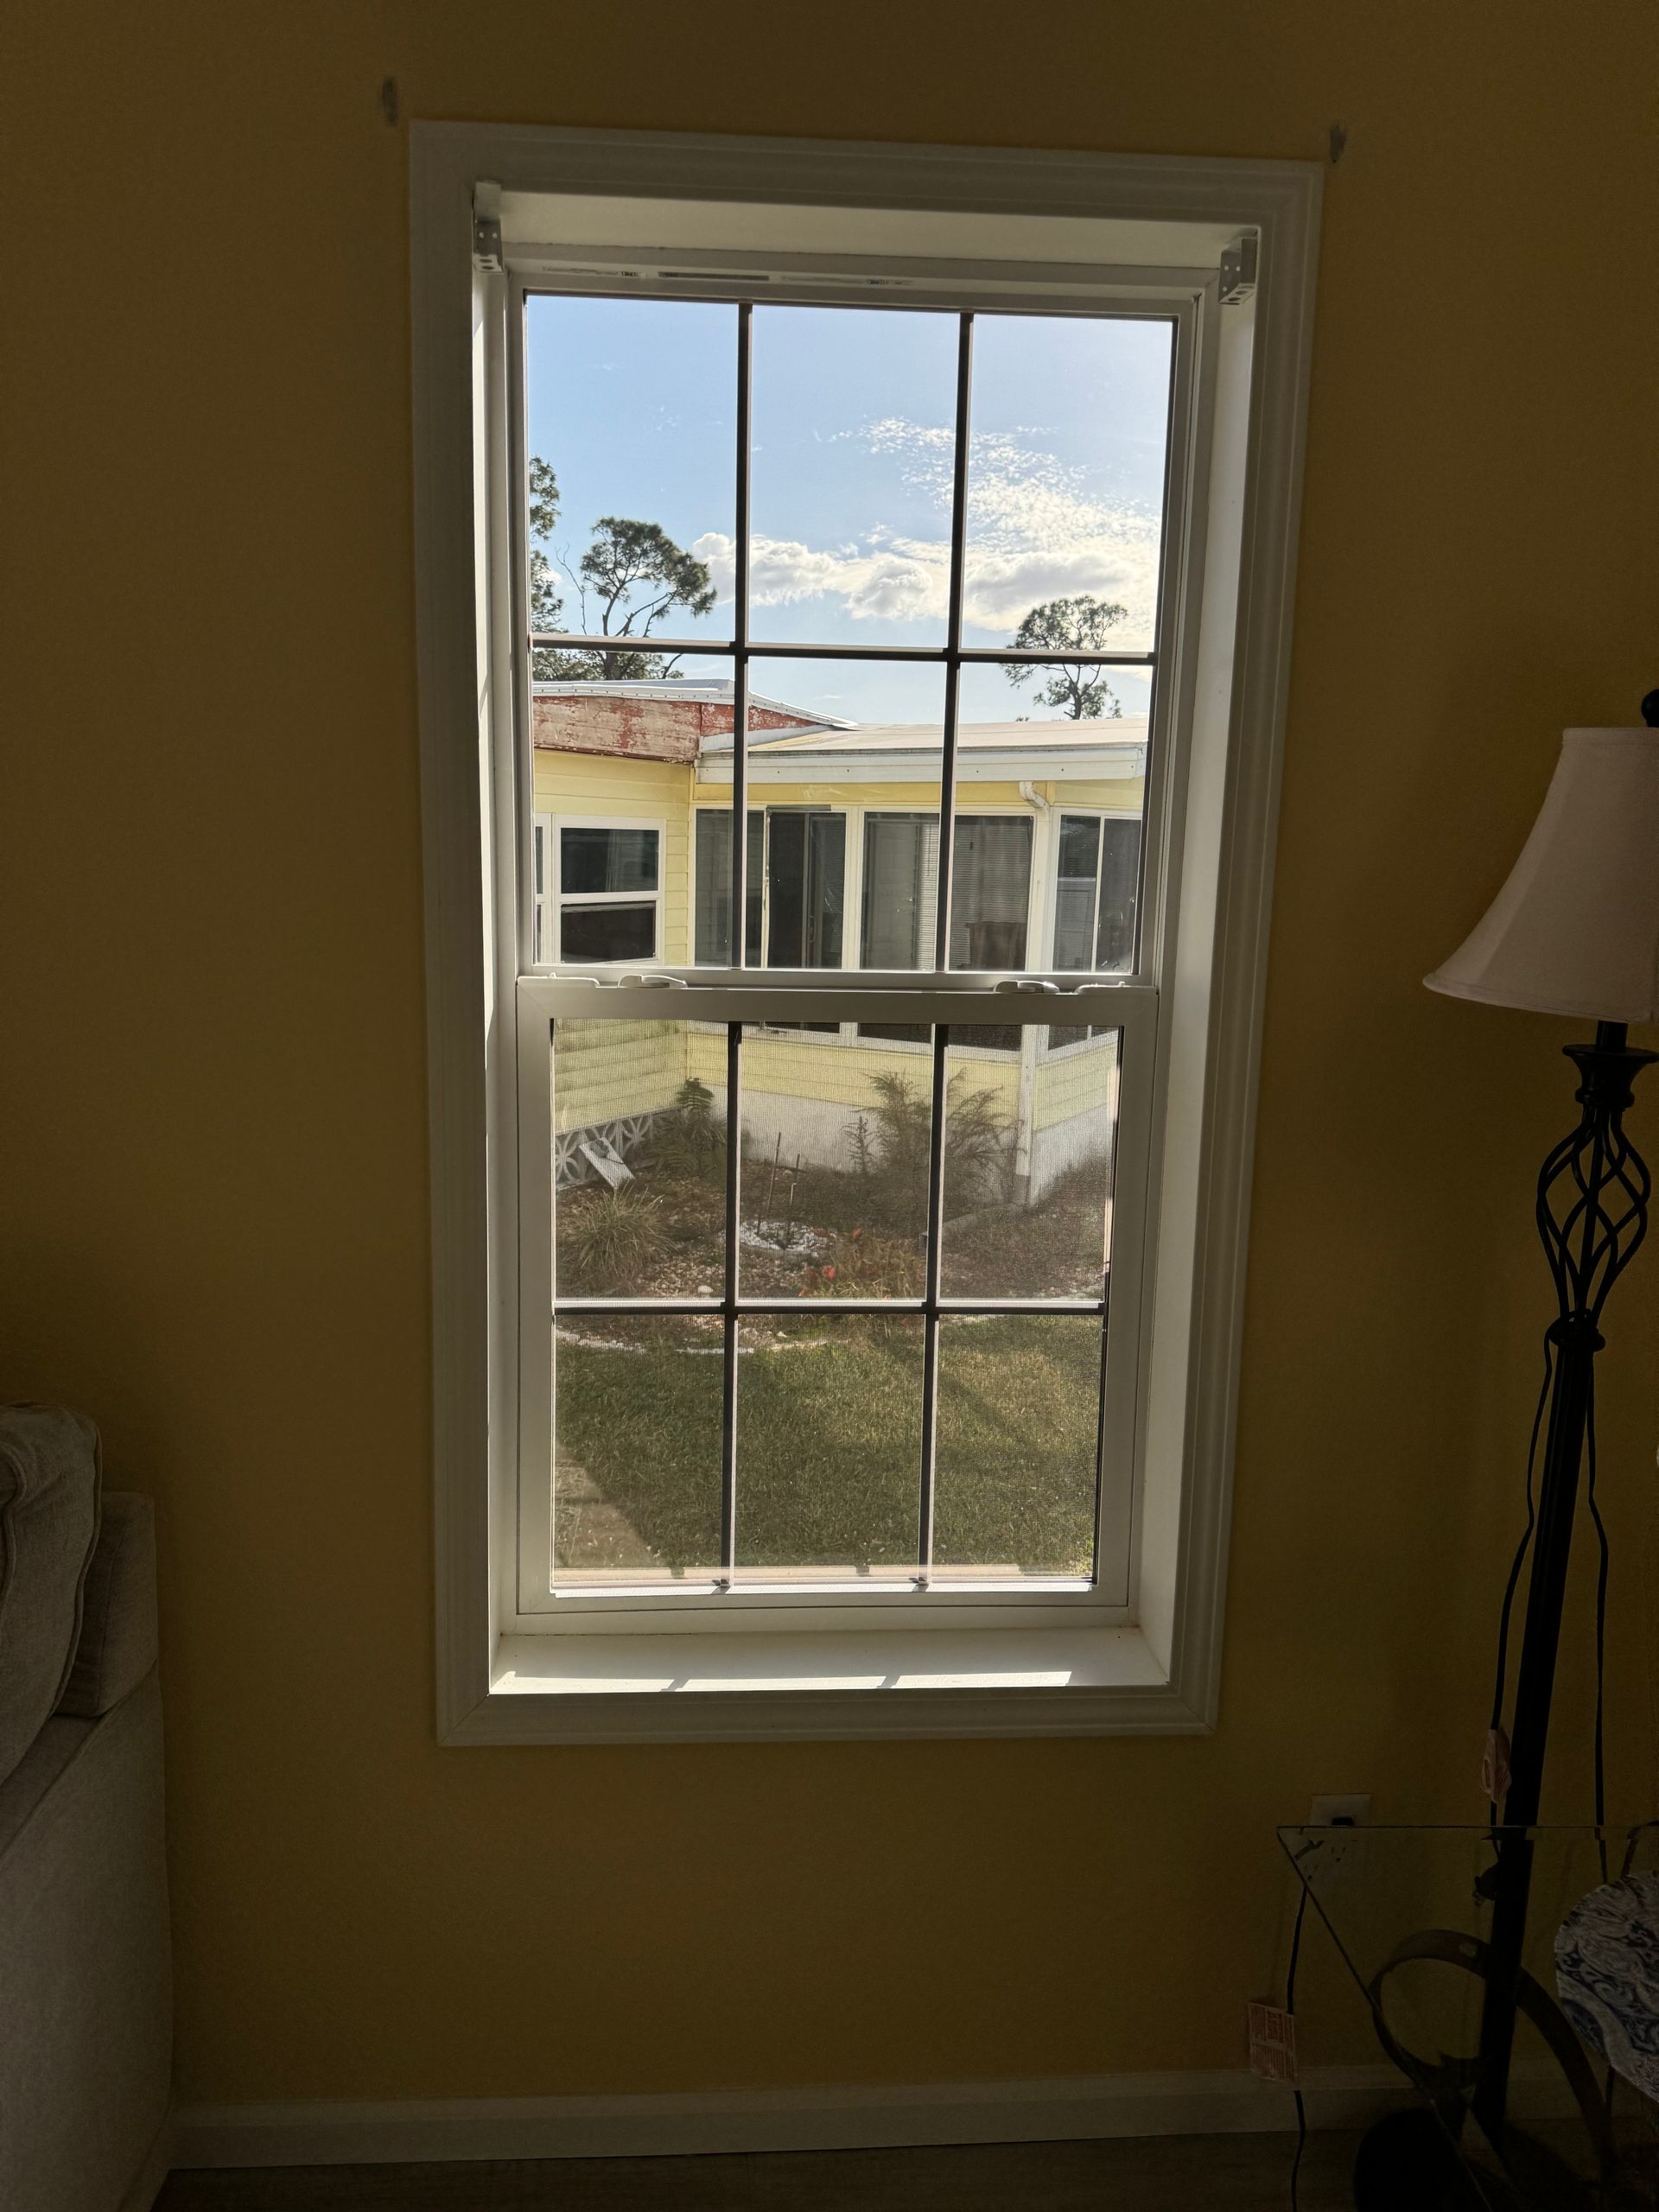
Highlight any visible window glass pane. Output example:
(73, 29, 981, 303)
(933, 1031, 1016, 1235)
(748, 306, 958, 648)
(554, 1314, 723, 1586)
(962, 315, 1173, 660)
(559, 903, 657, 963)
(764, 810, 845, 967)
(950, 816, 1031, 971)
(861, 812, 938, 971)
(734, 1315, 924, 1581)
(552, 1017, 727, 1297)
(1053, 815, 1101, 974)
(1096, 817, 1140, 972)
(531, 822, 548, 964)
(694, 808, 764, 966)
(940, 1027, 1118, 1300)
(932, 1316, 1102, 1580)
(560, 824, 658, 894)
(524, 296, 734, 653)
(738, 1023, 931, 1299)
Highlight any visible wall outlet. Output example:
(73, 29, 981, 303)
(1310, 1794, 1371, 1827)
(1307, 1795, 1370, 1887)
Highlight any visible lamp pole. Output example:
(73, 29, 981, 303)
(1473, 1020, 1654, 2130)
(1354, 703, 1659, 2203)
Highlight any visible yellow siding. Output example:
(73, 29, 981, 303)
(536, 766, 1145, 992)
(547, 774, 1139, 1153)
(551, 1020, 690, 1132)
(1033, 1034, 1118, 1133)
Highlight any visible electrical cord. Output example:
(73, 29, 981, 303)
(1584, 1377, 1611, 1888)
(1286, 1878, 1309, 2211)
(1487, 1341, 1554, 1827)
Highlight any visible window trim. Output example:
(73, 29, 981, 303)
(411, 122, 1321, 1744)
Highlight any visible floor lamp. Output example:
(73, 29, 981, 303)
(1360, 707, 1659, 2201)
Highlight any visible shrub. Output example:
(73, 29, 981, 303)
(841, 1070, 1012, 1233)
(647, 1077, 726, 1184)
(559, 1183, 669, 1290)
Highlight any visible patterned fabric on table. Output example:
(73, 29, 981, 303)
(1556, 1871, 1659, 2099)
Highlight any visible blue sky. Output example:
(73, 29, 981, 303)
(525, 295, 1171, 727)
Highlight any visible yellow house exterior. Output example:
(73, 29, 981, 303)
(533, 681, 1141, 1198)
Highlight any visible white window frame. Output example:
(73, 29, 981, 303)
(538, 812, 665, 968)
(411, 123, 1320, 1744)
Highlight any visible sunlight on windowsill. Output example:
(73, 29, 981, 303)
(492, 1623, 1168, 1698)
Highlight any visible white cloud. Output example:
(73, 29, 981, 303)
(693, 530, 950, 623)
(694, 418, 1161, 642)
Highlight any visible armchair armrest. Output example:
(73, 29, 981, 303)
(57, 1495, 157, 1719)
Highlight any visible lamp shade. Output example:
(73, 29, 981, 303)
(1426, 728, 1659, 1024)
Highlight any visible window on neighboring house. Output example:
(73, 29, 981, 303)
(857, 812, 1031, 1046)
(537, 817, 663, 964)
(693, 810, 764, 968)
(695, 808, 843, 1028)
(1049, 813, 1141, 1048)
(416, 127, 1316, 1742)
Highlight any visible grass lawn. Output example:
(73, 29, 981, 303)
(552, 1313, 1103, 1582)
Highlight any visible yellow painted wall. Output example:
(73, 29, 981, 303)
(4, 0, 1657, 2112)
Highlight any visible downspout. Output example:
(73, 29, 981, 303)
(1014, 782, 1051, 1198)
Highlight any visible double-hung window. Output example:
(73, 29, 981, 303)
(413, 126, 1319, 1741)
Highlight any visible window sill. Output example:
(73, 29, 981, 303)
(442, 1626, 1210, 1744)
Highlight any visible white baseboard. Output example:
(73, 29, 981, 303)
(174, 2064, 1417, 2169)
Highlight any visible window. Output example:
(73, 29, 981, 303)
(413, 125, 1318, 1742)
(694, 808, 843, 970)
(856, 813, 1031, 1046)
(1049, 812, 1140, 1048)
(535, 817, 664, 965)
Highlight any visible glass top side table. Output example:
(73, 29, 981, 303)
(1279, 1821, 1659, 2210)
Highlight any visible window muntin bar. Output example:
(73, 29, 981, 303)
(728, 303, 753, 990)
(527, 636, 1158, 665)
(931, 313, 976, 971)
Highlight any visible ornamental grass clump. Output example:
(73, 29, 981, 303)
(559, 1182, 669, 1291)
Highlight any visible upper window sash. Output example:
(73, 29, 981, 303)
(505, 274, 1202, 1003)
